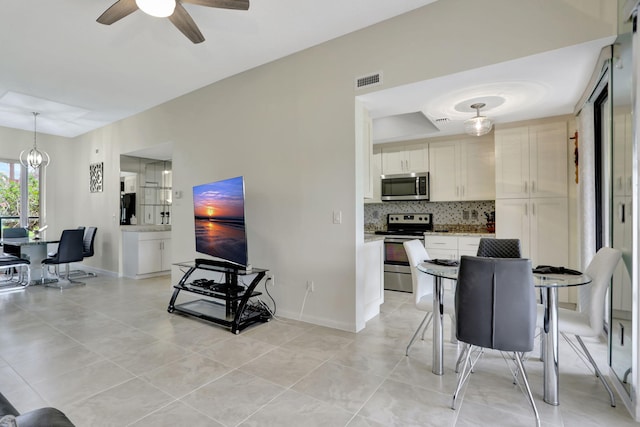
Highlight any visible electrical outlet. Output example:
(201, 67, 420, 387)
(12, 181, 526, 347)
(462, 210, 469, 220)
(306, 280, 314, 292)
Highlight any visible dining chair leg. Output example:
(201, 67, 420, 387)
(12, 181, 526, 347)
(574, 334, 616, 407)
(514, 352, 540, 427)
(451, 343, 472, 410)
(406, 312, 432, 356)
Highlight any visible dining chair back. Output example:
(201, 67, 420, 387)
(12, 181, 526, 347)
(452, 255, 539, 426)
(476, 238, 521, 258)
(42, 229, 85, 288)
(2, 228, 28, 239)
(403, 239, 456, 356)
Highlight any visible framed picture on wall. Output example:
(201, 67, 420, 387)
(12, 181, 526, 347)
(90, 162, 103, 193)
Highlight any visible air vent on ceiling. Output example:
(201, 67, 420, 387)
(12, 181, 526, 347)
(434, 117, 450, 123)
(355, 72, 383, 89)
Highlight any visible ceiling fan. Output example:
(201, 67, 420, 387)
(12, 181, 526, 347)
(97, 0, 250, 44)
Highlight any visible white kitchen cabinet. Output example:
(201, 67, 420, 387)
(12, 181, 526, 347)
(612, 196, 632, 312)
(424, 235, 482, 260)
(365, 146, 382, 204)
(357, 101, 374, 200)
(381, 142, 428, 175)
(123, 231, 172, 278)
(363, 238, 384, 322)
(495, 198, 568, 268)
(458, 236, 482, 257)
(495, 121, 568, 199)
(428, 136, 494, 201)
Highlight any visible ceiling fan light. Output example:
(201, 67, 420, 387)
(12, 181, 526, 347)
(136, 0, 176, 18)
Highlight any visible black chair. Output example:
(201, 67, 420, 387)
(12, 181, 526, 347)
(2, 227, 28, 239)
(452, 256, 539, 427)
(42, 229, 85, 288)
(69, 227, 97, 278)
(0, 255, 30, 292)
(476, 238, 521, 258)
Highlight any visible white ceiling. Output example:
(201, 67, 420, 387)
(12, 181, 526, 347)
(0, 0, 438, 138)
(359, 37, 615, 143)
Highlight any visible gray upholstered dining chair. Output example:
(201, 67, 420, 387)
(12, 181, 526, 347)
(403, 239, 456, 356)
(452, 256, 539, 427)
(476, 237, 521, 258)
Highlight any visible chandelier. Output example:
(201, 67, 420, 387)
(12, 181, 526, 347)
(464, 103, 493, 136)
(19, 112, 50, 169)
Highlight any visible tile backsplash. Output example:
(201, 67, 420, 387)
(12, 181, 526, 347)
(364, 200, 495, 231)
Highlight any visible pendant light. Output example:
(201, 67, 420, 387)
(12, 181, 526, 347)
(19, 112, 50, 169)
(136, 0, 176, 17)
(464, 103, 493, 136)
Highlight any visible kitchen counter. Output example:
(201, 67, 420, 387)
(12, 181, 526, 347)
(121, 225, 171, 232)
(365, 234, 385, 243)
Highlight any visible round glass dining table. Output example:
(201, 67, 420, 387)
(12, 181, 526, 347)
(417, 261, 591, 406)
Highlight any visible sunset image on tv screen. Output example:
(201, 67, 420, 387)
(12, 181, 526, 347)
(193, 176, 247, 266)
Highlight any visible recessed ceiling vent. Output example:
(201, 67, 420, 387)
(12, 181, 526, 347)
(434, 117, 450, 123)
(355, 72, 383, 89)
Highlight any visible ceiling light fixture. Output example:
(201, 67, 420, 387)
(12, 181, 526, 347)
(464, 103, 493, 136)
(19, 112, 50, 169)
(136, 0, 176, 18)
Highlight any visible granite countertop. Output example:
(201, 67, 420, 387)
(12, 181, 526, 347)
(364, 234, 385, 243)
(121, 225, 171, 232)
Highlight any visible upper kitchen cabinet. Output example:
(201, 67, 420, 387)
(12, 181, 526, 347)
(365, 145, 383, 204)
(381, 142, 428, 175)
(495, 121, 568, 199)
(428, 135, 495, 202)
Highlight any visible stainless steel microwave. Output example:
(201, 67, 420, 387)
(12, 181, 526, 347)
(381, 172, 429, 201)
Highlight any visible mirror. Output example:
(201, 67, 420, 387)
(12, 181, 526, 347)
(120, 155, 172, 225)
(610, 31, 632, 396)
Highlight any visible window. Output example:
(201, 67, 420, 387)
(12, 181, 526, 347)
(0, 159, 43, 232)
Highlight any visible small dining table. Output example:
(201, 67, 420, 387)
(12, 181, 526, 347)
(0, 236, 60, 284)
(417, 261, 591, 406)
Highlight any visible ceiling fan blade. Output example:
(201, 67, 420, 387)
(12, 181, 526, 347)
(169, 3, 205, 44)
(97, 0, 139, 25)
(180, 0, 249, 10)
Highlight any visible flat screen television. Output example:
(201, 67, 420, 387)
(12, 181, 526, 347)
(193, 176, 248, 267)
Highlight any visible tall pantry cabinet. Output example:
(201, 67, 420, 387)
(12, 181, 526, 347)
(494, 121, 569, 268)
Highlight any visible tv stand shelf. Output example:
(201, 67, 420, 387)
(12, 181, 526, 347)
(168, 259, 269, 334)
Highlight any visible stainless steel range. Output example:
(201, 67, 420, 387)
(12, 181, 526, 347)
(375, 213, 433, 292)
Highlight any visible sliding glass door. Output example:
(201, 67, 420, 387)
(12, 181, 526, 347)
(0, 159, 43, 232)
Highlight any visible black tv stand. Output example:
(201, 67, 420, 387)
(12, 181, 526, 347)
(167, 259, 269, 334)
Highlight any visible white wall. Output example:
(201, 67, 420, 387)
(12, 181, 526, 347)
(24, 0, 617, 331)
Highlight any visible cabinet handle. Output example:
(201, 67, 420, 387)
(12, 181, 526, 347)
(620, 202, 626, 223)
(628, 176, 632, 191)
(532, 202, 535, 216)
(618, 177, 623, 190)
(524, 181, 528, 194)
(461, 185, 465, 197)
(456, 186, 459, 197)
(524, 204, 528, 216)
(531, 181, 535, 194)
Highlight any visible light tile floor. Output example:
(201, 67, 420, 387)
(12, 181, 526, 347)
(0, 276, 637, 426)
